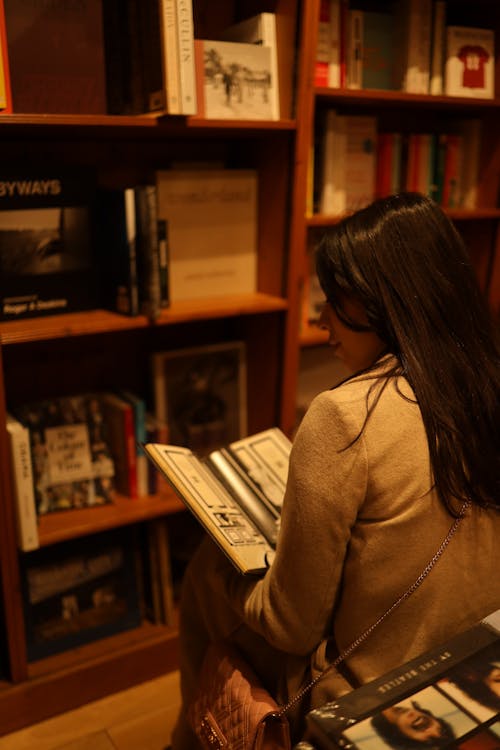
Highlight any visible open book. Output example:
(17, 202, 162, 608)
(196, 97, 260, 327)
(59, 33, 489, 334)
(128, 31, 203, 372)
(143, 427, 291, 575)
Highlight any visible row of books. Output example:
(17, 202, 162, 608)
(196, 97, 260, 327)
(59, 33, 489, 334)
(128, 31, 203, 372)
(6, 339, 248, 551)
(314, 111, 481, 216)
(19, 518, 182, 664)
(0, 0, 280, 121)
(315, 0, 495, 100)
(0, 166, 258, 323)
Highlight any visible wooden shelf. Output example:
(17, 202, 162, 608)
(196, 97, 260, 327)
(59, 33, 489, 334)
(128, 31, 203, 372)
(37, 491, 185, 548)
(0, 293, 288, 345)
(315, 88, 500, 111)
(307, 209, 500, 228)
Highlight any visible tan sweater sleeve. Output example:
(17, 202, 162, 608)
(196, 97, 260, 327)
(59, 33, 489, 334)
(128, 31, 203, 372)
(222, 389, 368, 655)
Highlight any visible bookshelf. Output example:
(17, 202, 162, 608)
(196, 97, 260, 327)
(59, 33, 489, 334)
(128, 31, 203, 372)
(0, 0, 499, 737)
(0, 0, 300, 734)
(281, 0, 500, 437)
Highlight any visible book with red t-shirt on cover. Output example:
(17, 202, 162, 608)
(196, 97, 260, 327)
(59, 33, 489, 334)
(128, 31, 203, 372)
(445, 26, 495, 99)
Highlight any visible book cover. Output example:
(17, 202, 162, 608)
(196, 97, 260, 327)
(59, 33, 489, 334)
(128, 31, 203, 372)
(20, 527, 142, 661)
(151, 340, 248, 457)
(305, 612, 500, 749)
(101, 392, 137, 499)
(155, 169, 257, 301)
(6, 412, 39, 551)
(15, 394, 116, 516)
(159, 0, 181, 114)
(0, 0, 11, 112)
(445, 27, 495, 99)
(0, 171, 99, 321)
(175, 0, 196, 114)
(97, 188, 139, 317)
(4, 0, 106, 114)
(198, 39, 273, 120)
(144, 426, 291, 574)
(362, 10, 395, 91)
(220, 12, 280, 119)
(134, 184, 163, 321)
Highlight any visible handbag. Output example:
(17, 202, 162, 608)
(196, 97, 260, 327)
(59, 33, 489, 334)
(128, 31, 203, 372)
(189, 502, 469, 750)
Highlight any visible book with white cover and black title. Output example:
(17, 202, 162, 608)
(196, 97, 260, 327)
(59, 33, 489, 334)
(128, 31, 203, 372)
(144, 427, 291, 575)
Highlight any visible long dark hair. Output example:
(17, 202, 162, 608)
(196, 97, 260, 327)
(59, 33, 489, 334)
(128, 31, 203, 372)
(315, 192, 500, 514)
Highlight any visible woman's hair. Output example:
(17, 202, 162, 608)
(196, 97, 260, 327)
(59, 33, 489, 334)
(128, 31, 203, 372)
(447, 654, 500, 711)
(370, 704, 456, 749)
(315, 192, 500, 514)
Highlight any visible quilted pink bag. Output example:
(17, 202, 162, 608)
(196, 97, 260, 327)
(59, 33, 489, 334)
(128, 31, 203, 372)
(189, 504, 468, 750)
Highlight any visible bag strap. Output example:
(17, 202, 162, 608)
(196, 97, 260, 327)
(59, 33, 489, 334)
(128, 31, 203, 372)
(276, 500, 470, 718)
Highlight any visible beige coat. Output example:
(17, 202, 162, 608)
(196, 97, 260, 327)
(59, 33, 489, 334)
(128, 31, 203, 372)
(172, 359, 500, 748)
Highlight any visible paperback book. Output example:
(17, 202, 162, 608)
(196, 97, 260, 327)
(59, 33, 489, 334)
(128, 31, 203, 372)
(445, 26, 495, 99)
(305, 610, 500, 749)
(144, 427, 291, 575)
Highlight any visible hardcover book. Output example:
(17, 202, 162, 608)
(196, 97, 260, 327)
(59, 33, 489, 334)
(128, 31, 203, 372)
(151, 340, 248, 457)
(220, 12, 280, 119)
(6, 412, 38, 551)
(305, 611, 500, 749)
(198, 39, 273, 120)
(445, 26, 495, 99)
(315, 0, 341, 89)
(144, 426, 291, 575)
(4, 0, 106, 114)
(0, 171, 98, 321)
(20, 527, 142, 661)
(101, 392, 137, 500)
(16, 394, 116, 516)
(155, 169, 257, 301)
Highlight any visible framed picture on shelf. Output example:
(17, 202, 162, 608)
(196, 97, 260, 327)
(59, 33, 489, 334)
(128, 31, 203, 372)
(152, 341, 248, 456)
(20, 527, 142, 662)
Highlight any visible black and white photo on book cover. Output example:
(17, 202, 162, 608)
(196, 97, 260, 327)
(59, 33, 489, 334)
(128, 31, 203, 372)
(0, 172, 98, 320)
(200, 39, 273, 120)
(152, 341, 247, 456)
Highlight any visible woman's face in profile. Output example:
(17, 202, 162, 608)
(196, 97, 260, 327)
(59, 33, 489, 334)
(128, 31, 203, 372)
(318, 298, 385, 374)
(382, 705, 445, 743)
(484, 664, 500, 698)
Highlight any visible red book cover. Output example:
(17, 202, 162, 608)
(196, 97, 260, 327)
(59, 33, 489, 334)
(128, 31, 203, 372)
(375, 132, 393, 198)
(0, 0, 11, 112)
(101, 393, 138, 500)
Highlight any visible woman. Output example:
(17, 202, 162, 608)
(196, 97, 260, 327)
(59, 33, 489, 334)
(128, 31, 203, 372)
(171, 193, 500, 748)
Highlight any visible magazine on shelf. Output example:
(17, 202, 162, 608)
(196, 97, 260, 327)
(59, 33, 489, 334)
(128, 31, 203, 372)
(143, 427, 291, 575)
(305, 610, 500, 749)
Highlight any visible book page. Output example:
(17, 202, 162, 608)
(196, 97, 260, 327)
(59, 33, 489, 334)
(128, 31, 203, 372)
(144, 444, 272, 575)
(229, 428, 291, 509)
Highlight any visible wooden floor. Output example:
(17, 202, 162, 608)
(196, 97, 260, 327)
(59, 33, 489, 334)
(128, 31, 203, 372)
(0, 671, 181, 750)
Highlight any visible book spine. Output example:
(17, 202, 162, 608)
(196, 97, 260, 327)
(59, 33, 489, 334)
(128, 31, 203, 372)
(346, 9, 363, 90)
(175, 0, 197, 114)
(124, 188, 140, 315)
(375, 132, 392, 199)
(319, 109, 347, 214)
(261, 13, 280, 119)
(315, 0, 333, 87)
(328, 0, 341, 88)
(429, 0, 446, 95)
(138, 0, 165, 111)
(159, 0, 181, 114)
(102, 395, 138, 499)
(119, 391, 148, 497)
(157, 218, 170, 308)
(404, 0, 432, 94)
(459, 119, 480, 209)
(135, 184, 162, 321)
(339, 0, 349, 88)
(0, 0, 11, 112)
(6, 417, 39, 551)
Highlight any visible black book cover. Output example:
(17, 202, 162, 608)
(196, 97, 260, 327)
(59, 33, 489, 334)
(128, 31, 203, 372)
(0, 171, 99, 321)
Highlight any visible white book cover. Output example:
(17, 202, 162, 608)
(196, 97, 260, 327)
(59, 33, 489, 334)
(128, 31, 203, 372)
(220, 12, 280, 119)
(155, 169, 257, 301)
(159, 0, 181, 114)
(319, 109, 347, 214)
(328, 0, 341, 88)
(429, 0, 446, 95)
(200, 40, 273, 120)
(344, 115, 377, 211)
(445, 27, 495, 99)
(6, 413, 39, 551)
(176, 0, 197, 114)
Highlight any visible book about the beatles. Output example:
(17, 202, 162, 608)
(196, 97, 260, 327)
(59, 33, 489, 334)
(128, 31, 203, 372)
(305, 610, 500, 749)
(144, 428, 291, 575)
